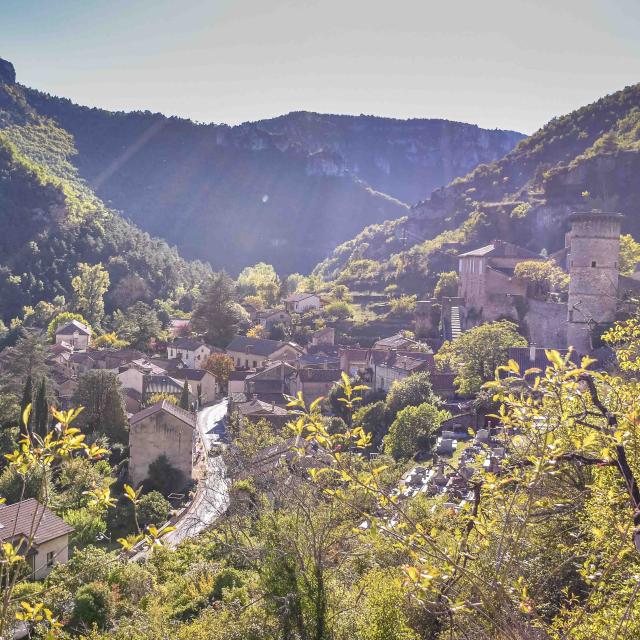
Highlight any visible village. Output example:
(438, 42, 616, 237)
(2, 209, 635, 581)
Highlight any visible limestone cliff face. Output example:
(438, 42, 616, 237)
(259, 112, 524, 204)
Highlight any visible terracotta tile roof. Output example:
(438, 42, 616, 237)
(0, 499, 73, 544)
(129, 400, 196, 427)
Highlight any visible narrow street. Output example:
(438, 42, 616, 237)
(161, 399, 230, 547)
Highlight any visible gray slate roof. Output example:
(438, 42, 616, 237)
(56, 319, 91, 336)
(129, 400, 196, 427)
(226, 335, 301, 357)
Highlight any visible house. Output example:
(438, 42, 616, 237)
(244, 362, 297, 400)
(255, 308, 292, 330)
(230, 396, 291, 428)
(295, 368, 342, 405)
(228, 370, 253, 395)
(457, 240, 543, 313)
(55, 319, 92, 350)
(128, 401, 197, 487)
(338, 348, 371, 377)
(46, 342, 73, 368)
(373, 332, 419, 351)
(68, 352, 96, 376)
(167, 337, 212, 369)
(368, 349, 435, 392)
(49, 364, 77, 410)
(117, 359, 168, 395)
(226, 336, 304, 369)
(284, 293, 321, 313)
(142, 374, 192, 406)
(169, 368, 219, 406)
(310, 326, 335, 346)
(123, 388, 143, 415)
(0, 498, 74, 579)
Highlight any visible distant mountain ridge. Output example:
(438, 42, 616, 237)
(256, 111, 523, 204)
(315, 82, 640, 293)
(9, 66, 523, 274)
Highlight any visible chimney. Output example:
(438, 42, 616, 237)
(271, 401, 275, 411)
(529, 343, 536, 363)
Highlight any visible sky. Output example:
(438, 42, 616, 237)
(2, 0, 640, 134)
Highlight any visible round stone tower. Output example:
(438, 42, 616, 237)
(566, 211, 622, 354)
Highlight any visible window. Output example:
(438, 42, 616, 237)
(46, 551, 55, 568)
(253, 361, 257, 368)
(591, 261, 597, 268)
(236, 358, 240, 366)
(245, 359, 249, 368)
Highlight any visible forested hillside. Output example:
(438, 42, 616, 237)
(0, 80, 209, 321)
(5, 67, 522, 274)
(316, 83, 640, 293)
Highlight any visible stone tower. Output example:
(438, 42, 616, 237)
(566, 211, 622, 354)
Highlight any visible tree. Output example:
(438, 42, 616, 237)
(353, 400, 388, 450)
(92, 332, 128, 349)
(32, 377, 50, 437)
(109, 274, 151, 310)
(73, 371, 128, 444)
(146, 392, 178, 406)
(137, 491, 170, 529)
(433, 271, 460, 299)
(0, 330, 49, 396)
(191, 272, 242, 347)
(205, 353, 235, 393)
(247, 324, 265, 338)
(435, 320, 527, 394)
(47, 311, 92, 343)
(385, 371, 439, 418)
(71, 262, 110, 327)
(513, 259, 569, 297)
(618, 233, 640, 275)
(323, 300, 353, 320)
(383, 402, 450, 460)
(389, 294, 417, 316)
(112, 302, 162, 350)
(179, 380, 190, 410)
(71, 581, 115, 630)
(236, 262, 281, 306)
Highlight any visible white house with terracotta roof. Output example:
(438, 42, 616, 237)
(0, 498, 74, 579)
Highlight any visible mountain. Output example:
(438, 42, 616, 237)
(0, 60, 523, 275)
(257, 111, 523, 204)
(0, 63, 209, 322)
(316, 82, 640, 293)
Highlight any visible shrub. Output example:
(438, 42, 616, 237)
(71, 581, 115, 630)
(137, 491, 171, 529)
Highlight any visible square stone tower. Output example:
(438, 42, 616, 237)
(566, 211, 623, 354)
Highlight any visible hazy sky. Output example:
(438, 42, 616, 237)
(2, 0, 639, 134)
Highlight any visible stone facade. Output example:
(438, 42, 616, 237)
(566, 212, 622, 354)
(129, 401, 196, 488)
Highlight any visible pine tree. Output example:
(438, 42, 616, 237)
(180, 380, 190, 410)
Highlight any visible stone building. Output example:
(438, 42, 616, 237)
(414, 211, 631, 354)
(566, 212, 622, 354)
(129, 401, 196, 488)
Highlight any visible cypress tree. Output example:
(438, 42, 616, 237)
(33, 377, 50, 437)
(20, 374, 33, 435)
(180, 380, 190, 410)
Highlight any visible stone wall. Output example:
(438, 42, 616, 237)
(523, 299, 568, 348)
(129, 411, 195, 487)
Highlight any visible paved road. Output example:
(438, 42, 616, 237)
(163, 399, 230, 546)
